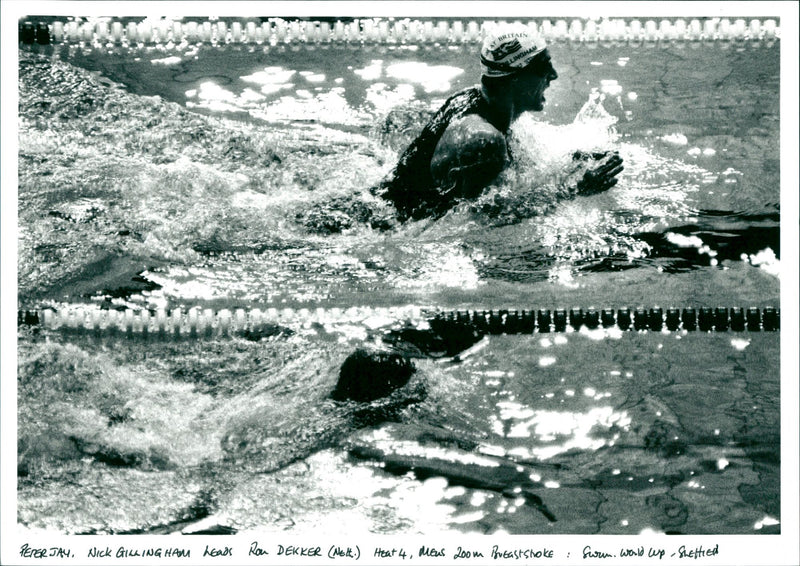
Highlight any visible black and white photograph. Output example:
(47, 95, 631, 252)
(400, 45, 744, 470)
(2, 2, 798, 564)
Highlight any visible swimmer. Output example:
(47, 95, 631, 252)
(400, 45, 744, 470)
(373, 24, 624, 221)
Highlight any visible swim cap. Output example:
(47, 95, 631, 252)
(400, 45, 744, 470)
(480, 25, 547, 78)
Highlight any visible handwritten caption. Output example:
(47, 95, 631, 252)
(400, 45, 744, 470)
(19, 541, 722, 563)
(582, 544, 720, 561)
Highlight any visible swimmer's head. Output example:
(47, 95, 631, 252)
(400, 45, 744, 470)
(480, 24, 548, 78)
(480, 24, 557, 114)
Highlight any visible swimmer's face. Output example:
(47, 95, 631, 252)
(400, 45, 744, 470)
(514, 50, 558, 112)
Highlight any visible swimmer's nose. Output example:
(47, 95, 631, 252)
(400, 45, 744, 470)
(548, 68, 558, 82)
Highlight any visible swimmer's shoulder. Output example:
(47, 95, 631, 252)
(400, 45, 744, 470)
(430, 114, 507, 185)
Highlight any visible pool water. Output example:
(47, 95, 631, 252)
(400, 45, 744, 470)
(16, 36, 780, 534)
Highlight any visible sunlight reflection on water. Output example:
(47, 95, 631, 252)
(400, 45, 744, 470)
(492, 402, 631, 460)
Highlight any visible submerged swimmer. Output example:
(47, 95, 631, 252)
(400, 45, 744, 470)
(332, 331, 557, 522)
(373, 24, 624, 221)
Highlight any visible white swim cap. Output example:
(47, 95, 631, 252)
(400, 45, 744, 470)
(480, 24, 548, 78)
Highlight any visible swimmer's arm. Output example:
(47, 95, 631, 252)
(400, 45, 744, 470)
(572, 150, 624, 195)
(430, 116, 508, 200)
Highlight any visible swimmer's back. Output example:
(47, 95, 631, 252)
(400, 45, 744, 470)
(375, 86, 506, 221)
(430, 114, 507, 201)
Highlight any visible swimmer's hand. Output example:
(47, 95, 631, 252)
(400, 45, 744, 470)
(575, 151, 624, 195)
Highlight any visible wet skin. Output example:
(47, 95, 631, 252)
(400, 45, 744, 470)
(406, 48, 623, 220)
(512, 50, 559, 113)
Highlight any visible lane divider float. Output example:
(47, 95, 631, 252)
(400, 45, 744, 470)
(428, 306, 780, 333)
(17, 305, 780, 339)
(19, 18, 780, 47)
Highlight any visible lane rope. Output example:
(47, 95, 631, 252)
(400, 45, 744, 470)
(17, 305, 780, 338)
(18, 18, 780, 47)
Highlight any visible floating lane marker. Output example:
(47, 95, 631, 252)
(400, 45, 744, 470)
(19, 18, 781, 47)
(18, 305, 780, 339)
